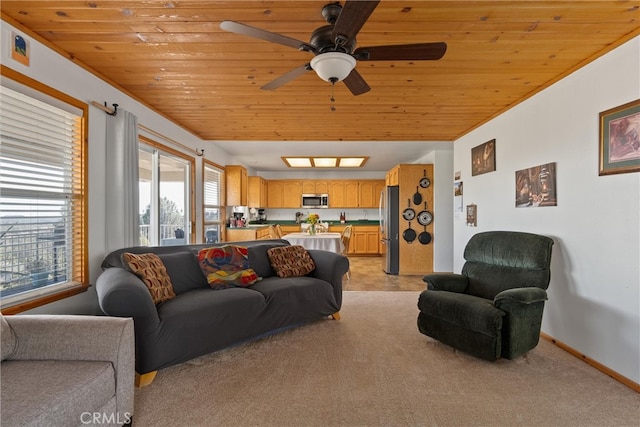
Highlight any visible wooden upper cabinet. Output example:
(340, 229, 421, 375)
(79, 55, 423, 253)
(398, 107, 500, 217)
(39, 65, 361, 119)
(330, 180, 358, 208)
(345, 181, 358, 206)
(283, 181, 302, 208)
(302, 180, 329, 194)
(225, 165, 247, 206)
(329, 181, 346, 208)
(358, 180, 385, 208)
(267, 180, 285, 208)
(386, 166, 400, 186)
(248, 176, 267, 207)
(268, 180, 302, 208)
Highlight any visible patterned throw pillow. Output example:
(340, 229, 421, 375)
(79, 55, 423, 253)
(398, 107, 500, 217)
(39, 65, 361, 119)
(267, 245, 316, 278)
(122, 252, 176, 304)
(198, 245, 260, 289)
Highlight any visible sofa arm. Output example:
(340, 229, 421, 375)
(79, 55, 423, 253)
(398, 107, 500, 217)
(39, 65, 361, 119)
(5, 315, 134, 418)
(96, 267, 161, 332)
(494, 287, 548, 308)
(307, 249, 349, 306)
(422, 273, 469, 293)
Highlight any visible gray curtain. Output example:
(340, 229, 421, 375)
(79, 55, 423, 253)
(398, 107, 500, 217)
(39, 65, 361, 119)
(105, 109, 139, 252)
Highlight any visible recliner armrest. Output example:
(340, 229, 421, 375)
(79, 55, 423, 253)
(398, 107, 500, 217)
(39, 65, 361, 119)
(422, 273, 469, 293)
(494, 287, 548, 307)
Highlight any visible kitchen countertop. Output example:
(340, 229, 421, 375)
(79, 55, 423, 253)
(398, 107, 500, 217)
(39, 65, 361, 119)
(247, 220, 379, 226)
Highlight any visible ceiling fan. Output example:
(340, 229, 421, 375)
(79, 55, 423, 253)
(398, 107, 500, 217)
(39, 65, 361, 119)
(219, 1, 447, 96)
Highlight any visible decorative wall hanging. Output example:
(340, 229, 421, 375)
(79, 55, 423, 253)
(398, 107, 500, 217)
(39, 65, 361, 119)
(466, 204, 477, 227)
(599, 99, 640, 176)
(515, 162, 557, 207)
(11, 31, 29, 66)
(454, 182, 463, 213)
(471, 139, 496, 176)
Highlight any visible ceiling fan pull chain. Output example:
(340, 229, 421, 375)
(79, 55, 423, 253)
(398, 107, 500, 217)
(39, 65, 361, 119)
(330, 81, 337, 112)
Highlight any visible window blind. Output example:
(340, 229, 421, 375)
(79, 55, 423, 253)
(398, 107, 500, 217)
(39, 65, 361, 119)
(0, 85, 85, 304)
(203, 163, 223, 243)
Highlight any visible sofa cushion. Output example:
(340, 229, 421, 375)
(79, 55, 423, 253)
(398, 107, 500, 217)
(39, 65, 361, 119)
(247, 244, 281, 278)
(1, 360, 116, 427)
(158, 251, 208, 295)
(1, 314, 16, 361)
(198, 245, 260, 289)
(267, 245, 316, 278)
(122, 252, 176, 304)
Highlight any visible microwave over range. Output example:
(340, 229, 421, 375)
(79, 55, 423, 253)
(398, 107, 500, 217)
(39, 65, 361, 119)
(301, 194, 329, 209)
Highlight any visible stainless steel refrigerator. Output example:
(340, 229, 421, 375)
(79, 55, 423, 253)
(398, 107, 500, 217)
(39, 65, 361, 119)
(379, 185, 399, 274)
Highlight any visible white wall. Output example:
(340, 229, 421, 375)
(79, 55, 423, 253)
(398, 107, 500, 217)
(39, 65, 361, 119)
(415, 148, 454, 272)
(452, 37, 640, 383)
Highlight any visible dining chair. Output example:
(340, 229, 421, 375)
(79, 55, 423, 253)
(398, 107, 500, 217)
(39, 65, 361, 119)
(340, 225, 353, 280)
(274, 224, 284, 238)
(268, 224, 279, 239)
(316, 222, 329, 233)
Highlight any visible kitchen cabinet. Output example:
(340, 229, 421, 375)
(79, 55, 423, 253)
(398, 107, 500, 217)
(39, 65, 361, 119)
(301, 180, 329, 194)
(225, 165, 247, 206)
(256, 227, 272, 240)
(226, 226, 268, 242)
(329, 224, 380, 255)
(267, 180, 284, 208)
(358, 180, 385, 208)
(351, 225, 380, 255)
(226, 225, 274, 241)
(268, 180, 302, 208)
(386, 166, 399, 186)
(283, 181, 302, 207)
(329, 180, 358, 208)
(280, 224, 301, 234)
(248, 176, 267, 207)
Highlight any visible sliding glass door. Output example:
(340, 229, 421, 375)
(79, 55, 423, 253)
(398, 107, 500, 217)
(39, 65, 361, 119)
(139, 141, 192, 246)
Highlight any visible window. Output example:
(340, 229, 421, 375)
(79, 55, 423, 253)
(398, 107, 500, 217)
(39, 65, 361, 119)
(0, 70, 87, 313)
(203, 161, 224, 243)
(138, 136, 194, 246)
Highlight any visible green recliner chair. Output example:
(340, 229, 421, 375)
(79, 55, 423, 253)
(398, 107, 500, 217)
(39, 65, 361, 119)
(418, 231, 554, 361)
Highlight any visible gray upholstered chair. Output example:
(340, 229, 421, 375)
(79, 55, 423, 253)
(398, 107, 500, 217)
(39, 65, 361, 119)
(1, 314, 134, 426)
(418, 231, 554, 361)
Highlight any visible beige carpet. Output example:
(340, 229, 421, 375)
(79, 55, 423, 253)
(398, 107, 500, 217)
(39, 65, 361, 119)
(134, 291, 639, 427)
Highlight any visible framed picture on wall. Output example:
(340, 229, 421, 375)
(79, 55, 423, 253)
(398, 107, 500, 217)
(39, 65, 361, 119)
(515, 162, 557, 208)
(599, 99, 640, 176)
(471, 139, 496, 176)
(10, 31, 30, 66)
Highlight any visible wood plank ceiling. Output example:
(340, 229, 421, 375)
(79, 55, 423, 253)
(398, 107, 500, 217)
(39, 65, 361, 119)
(2, 1, 639, 142)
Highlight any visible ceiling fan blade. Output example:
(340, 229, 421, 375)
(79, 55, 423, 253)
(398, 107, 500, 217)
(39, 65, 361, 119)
(220, 20, 308, 50)
(354, 42, 447, 61)
(261, 64, 311, 91)
(343, 69, 371, 96)
(331, 1, 380, 46)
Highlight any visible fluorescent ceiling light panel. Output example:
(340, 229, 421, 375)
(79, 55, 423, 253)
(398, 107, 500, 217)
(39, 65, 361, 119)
(282, 156, 368, 168)
(285, 157, 312, 167)
(339, 157, 366, 167)
(313, 157, 338, 167)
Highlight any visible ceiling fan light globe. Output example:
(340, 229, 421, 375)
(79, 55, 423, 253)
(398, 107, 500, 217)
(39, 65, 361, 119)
(310, 52, 356, 83)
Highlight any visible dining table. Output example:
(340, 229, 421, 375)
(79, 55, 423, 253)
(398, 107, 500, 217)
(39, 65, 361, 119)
(282, 232, 344, 254)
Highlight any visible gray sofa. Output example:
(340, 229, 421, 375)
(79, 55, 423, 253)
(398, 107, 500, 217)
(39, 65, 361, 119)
(1, 314, 134, 427)
(96, 239, 348, 385)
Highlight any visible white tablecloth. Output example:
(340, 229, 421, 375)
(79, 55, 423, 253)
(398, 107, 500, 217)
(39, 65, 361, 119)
(282, 232, 344, 254)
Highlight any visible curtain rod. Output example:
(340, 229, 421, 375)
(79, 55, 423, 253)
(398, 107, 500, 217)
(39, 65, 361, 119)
(90, 100, 204, 156)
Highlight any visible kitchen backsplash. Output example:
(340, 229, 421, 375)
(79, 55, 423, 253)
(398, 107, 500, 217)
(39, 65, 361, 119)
(229, 207, 379, 223)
